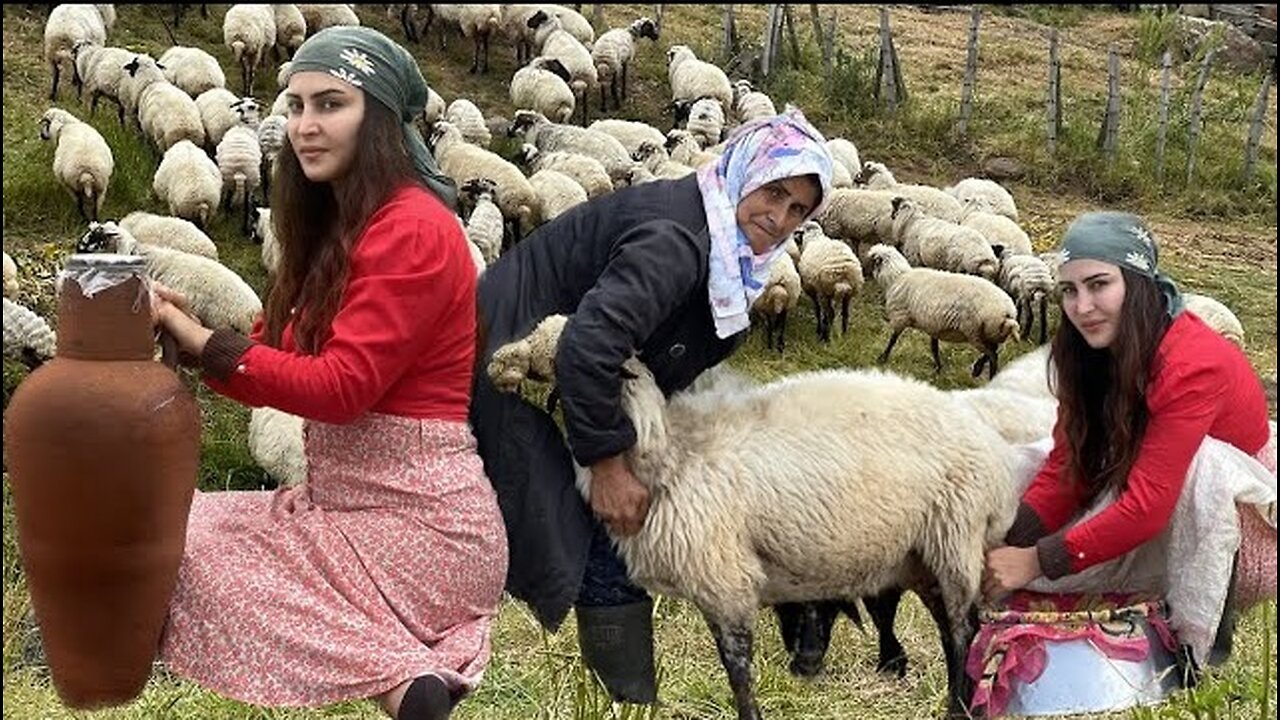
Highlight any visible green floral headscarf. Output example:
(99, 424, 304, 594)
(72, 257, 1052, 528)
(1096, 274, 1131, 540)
(284, 25, 458, 210)
(1060, 211, 1184, 317)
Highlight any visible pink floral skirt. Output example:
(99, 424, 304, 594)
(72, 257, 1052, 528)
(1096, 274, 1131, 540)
(159, 414, 508, 707)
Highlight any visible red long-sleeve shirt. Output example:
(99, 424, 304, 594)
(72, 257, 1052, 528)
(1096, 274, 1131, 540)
(204, 185, 477, 423)
(1017, 311, 1269, 578)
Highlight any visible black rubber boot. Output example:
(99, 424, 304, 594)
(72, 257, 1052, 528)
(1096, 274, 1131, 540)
(575, 599, 658, 704)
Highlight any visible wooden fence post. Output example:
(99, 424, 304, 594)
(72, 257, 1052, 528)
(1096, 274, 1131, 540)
(957, 6, 981, 135)
(1186, 47, 1216, 186)
(809, 3, 824, 45)
(1096, 44, 1121, 166)
(723, 4, 737, 63)
(783, 4, 801, 69)
(762, 4, 783, 79)
(876, 7, 902, 111)
(1244, 70, 1274, 183)
(1155, 50, 1172, 185)
(1047, 28, 1061, 155)
(823, 6, 837, 78)
(654, 4, 664, 35)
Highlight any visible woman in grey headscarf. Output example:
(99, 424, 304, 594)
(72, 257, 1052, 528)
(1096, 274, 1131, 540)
(153, 26, 501, 720)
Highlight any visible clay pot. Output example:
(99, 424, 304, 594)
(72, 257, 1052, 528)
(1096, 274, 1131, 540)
(3, 255, 199, 709)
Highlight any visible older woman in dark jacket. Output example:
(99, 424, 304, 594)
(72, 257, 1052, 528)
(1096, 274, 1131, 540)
(469, 110, 834, 703)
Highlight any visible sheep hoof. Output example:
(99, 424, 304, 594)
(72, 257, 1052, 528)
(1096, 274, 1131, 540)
(876, 653, 908, 679)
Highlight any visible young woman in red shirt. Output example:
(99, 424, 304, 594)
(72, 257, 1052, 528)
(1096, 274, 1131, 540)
(983, 211, 1275, 667)
(152, 27, 505, 720)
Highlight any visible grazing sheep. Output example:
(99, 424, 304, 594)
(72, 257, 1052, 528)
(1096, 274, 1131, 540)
(666, 44, 733, 117)
(891, 197, 1000, 281)
(73, 43, 132, 124)
(196, 88, 251, 149)
(825, 138, 862, 182)
(632, 141, 694, 180)
(39, 107, 113, 222)
(587, 118, 667, 157)
(217, 123, 264, 236)
(272, 4, 308, 59)
(78, 223, 262, 334)
(528, 11, 597, 125)
(459, 178, 504, 264)
(522, 146, 614, 199)
(859, 161, 964, 223)
(297, 4, 360, 34)
(510, 56, 576, 124)
(223, 4, 276, 95)
(959, 197, 1032, 258)
(996, 254, 1055, 344)
(3, 297, 57, 369)
(138, 80, 207, 152)
(1184, 292, 1246, 349)
(732, 78, 777, 123)
(256, 112, 286, 198)
(946, 177, 1019, 221)
(816, 188, 899, 271)
(592, 16, 660, 112)
(529, 168, 588, 223)
(158, 45, 227, 97)
(3, 252, 18, 299)
(44, 4, 108, 100)
(248, 407, 307, 487)
(436, 4, 502, 74)
(509, 110, 633, 185)
(117, 54, 168, 130)
(751, 253, 801, 352)
(444, 98, 492, 147)
(675, 96, 726, 149)
(796, 221, 863, 343)
(430, 121, 540, 245)
(153, 139, 222, 228)
(664, 128, 719, 169)
(119, 211, 219, 259)
(867, 243, 1020, 380)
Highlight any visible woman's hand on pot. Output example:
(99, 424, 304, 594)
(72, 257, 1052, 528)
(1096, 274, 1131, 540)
(152, 290, 213, 358)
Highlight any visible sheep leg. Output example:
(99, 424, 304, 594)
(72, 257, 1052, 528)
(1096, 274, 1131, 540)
(985, 341, 999, 380)
(469, 37, 481, 74)
(878, 328, 904, 365)
(49, 61, 59, 100)
(970, 353, 988, 379)
(840, 294, 851, 336)
(706, 618, 761, 720)
(1038, 296, 1048, 345)
(822, 296, 836, 343)
(482, 33, 491, 74)
(600, 82, 609, 114)
(915, 582, 976, 719)
(864, 588, 907, 678)
(776, 309, 788, 352)
(930, 337, 943, 373)
(622, 62, 629, 100)
(773, 601, 842, 677)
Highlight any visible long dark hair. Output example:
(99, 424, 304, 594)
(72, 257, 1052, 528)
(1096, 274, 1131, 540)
(1049, 267, 1173, 502)
(264, 97, 420, 352)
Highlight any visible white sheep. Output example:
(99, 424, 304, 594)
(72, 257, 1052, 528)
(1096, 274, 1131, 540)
(433, 4, 502, 74)
(249, 206, 281, 275)
(509, 110, 632, 185)
(430, 121, 540, 243)
(511, 56, 576, 124)
(44, 4, 108, 100)
(39, 107, 113, 222)
(3, 297, 57, 368)
(860, 161, 964, 223)
(153, 139, 222, 228)
(664, 128, 719, 169)
(677, 96, 726, 149)
(592, 16, 660, 112)
(529, 11, 597, 125)
(223, 4, 276, 95)
(951, 384, 1058, 445)
(138, 80, 207, 152)
(248, 406, 308, 487)
(569, 356, 1015, 719)
(298, 4, 360, 34)
(117, 53, 168, 130)
(444, 98, 492, 147)
(959, 197, 1032, 258)
(751, 252, 802, 352)
(632, 141, 694, 180)
(586, 118, 666, 157)
(272, 4, 308, 59)
(946, 177, 1019, 221)
(732, 78, 777, 123)
(79, 223, 262, 334)
(867, 243, 1020, 380)
(158, 46, 227, 97)
(891, 197, 1000, 281)
(666, 45, 733, 118)
(196, 88, 250, 149)
(523, 146, 614, 199)
(257, 112, 286, 198)
(825, 137, 862, 181)
(458, 178, 504, 264)
(216, 107, 265, 235)
(1184, 292, 1246, 349)
(996, 254, 1055, 345)
(986, 344, 1054, 401)
(3, 252, 18, 299)
(119, 211, 219, 260)
(423, 85, 446, 124)
(73, 43, 132, 124)
(529, 168, 588, 222)
(796, 221, 863, 343)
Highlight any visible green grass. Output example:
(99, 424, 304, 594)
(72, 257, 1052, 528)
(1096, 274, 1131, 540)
(3, 4, 1277, 720)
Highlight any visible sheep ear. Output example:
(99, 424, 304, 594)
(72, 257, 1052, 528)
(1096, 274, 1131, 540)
(992, 244, 1006, 259)
(124, 57, 140, 75)
(527, 10, 547, 28)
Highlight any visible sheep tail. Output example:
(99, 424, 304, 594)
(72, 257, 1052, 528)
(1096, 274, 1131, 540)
(231, 40, 246, 64)
(80, 172, 96, 204)
(1002, 317, 1021, 343)
(763, 285, 788, 315)
(197, 202, 211, 228)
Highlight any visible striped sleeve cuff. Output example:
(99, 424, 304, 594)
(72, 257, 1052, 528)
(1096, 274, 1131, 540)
(201, 327, 255, 381)
(1004, 502, 1048, 547)
(1036, 532, 1073, 580)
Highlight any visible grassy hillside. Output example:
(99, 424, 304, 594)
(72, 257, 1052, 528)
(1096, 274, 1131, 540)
(3, 4, 1276, 719)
